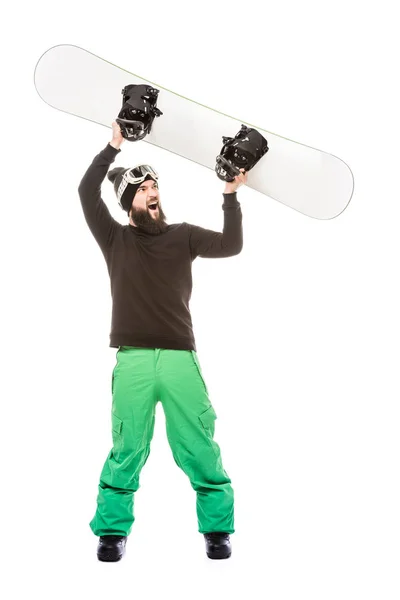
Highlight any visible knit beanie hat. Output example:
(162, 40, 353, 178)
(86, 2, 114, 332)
(107, 167, 157, 215)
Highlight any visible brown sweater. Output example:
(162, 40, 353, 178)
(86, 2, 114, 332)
(78, 143, 243, 351)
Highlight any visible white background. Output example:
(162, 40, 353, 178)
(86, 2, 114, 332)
(1, 1, 399, 598)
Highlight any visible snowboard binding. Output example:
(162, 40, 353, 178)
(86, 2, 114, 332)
(215, 125, 269, 182)
(116, 84, 163, 142)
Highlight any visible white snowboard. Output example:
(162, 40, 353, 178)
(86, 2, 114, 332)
(34, 44, 354, 219)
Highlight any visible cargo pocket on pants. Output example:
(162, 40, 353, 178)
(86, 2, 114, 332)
(198, 404, 219, 456)
(199, 405, 219, 457)
(111, 411, 123, 462)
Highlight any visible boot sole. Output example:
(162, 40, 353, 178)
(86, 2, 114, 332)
(97, 552, 125, 562)
(206, 550, 232, 559)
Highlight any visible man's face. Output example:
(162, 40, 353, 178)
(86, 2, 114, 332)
(129, 177, 168, 234)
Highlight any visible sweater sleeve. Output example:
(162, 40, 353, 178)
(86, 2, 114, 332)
(188, 192, 243, 259)
(78, 143, 122, 250)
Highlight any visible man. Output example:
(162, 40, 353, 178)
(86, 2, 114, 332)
(78, 121, 247, 562)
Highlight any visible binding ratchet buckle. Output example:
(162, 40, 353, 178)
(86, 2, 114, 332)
(116, 84, 163, 142)
(215, 124, 269, 181)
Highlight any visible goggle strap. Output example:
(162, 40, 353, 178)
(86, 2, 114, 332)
(117, 169, 132, 202)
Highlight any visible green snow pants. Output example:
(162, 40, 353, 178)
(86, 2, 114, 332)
(89, 346, 235, 537)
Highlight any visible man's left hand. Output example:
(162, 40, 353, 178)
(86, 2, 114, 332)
(224, 169, 248, 194)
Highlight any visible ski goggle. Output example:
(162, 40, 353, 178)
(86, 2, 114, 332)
(117, 165, 159, 204)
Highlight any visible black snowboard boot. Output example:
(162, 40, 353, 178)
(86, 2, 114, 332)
(204, 532, 232, 559)
(97, 535, 127, 562)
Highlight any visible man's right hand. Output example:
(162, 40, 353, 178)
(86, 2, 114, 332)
(109, 121, 125, 149)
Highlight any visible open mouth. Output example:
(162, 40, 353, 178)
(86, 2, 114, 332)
(148, 203, 158, 211)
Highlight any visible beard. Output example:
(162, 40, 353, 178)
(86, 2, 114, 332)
(130, 203, 169, 235)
